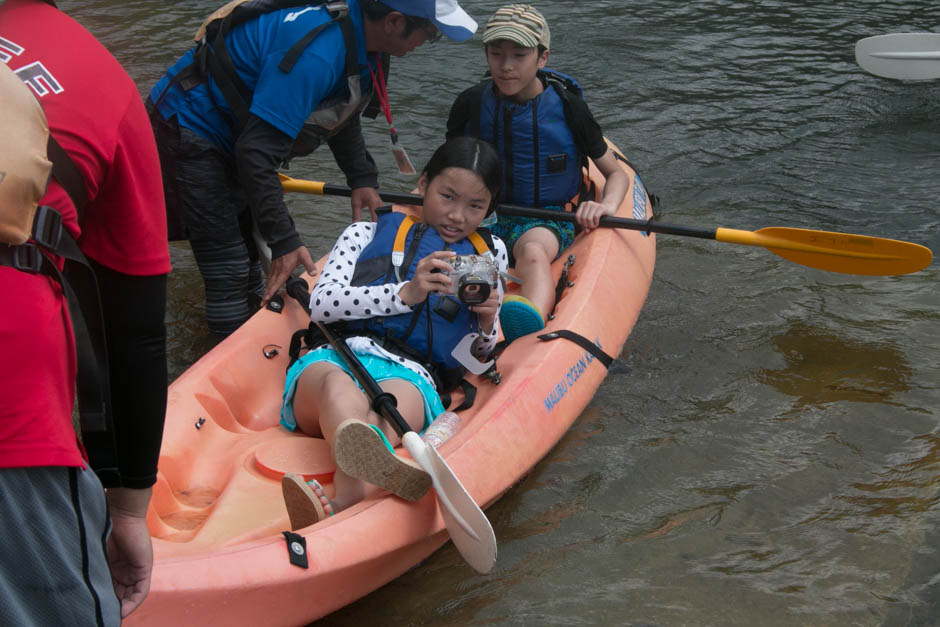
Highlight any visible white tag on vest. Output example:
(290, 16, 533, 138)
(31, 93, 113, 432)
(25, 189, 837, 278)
(451, 333, 494, 375)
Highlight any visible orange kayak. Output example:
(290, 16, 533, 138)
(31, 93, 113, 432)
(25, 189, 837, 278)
(128, 138, 656, 626)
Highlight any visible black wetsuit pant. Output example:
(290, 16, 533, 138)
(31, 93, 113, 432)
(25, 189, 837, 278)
(149, 107, 264, 336)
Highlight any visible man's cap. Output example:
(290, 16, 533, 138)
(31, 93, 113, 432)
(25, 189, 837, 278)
(482, 4, 549, 50)
(381, 0, 478, 42)
(0, 63, 51, 246)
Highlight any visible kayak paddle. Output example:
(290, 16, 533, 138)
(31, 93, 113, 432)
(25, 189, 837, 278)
(855, 33, 940, 80)
(284, 277, 497, 574)
(279, 174, 933, 276)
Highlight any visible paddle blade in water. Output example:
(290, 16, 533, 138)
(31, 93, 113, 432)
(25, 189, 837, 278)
(716, 227, 933, 276)
(403, 432, 497, 574)
(855, 33, 940, 80)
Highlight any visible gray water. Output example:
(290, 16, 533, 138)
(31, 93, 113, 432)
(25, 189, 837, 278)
(64, 0, 939, 624)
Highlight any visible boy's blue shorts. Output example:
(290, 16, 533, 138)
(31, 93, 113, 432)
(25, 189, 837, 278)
(280, 346, 442, 434)
(491, 210, 576, 265)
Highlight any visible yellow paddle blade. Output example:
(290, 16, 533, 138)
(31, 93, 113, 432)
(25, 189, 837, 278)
(716, 227, 933, 276)
(279, 173, 323, 195)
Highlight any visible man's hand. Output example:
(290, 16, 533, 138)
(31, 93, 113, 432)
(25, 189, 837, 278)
(350, 186, 382, 222)
(263, 244, 317, 305)
(106, 488, 154, 618)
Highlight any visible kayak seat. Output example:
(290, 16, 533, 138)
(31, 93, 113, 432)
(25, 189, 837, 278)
(254, 436, 336, 483)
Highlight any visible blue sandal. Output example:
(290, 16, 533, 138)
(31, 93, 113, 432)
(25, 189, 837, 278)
(500, 295, 545, 343)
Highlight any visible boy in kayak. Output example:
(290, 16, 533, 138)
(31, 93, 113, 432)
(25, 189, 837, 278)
(280, 137, 508, 526)
(446, 4, 629, 342)
(149, 0, 478, 336)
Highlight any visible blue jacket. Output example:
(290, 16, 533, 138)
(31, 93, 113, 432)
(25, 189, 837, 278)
(150, 0, 375, 154)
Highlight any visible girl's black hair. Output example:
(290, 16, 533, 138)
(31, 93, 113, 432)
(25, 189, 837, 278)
(422, 137, 503, 215)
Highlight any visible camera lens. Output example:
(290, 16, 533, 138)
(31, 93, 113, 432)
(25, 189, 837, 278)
(457, 276, 490, 304)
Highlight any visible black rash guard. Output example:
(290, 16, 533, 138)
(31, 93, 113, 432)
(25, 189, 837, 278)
(234, 113, 379, 258)
(90, 258, 167, 489)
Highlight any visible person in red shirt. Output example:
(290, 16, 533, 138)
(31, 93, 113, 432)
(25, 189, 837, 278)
(0, 0, 170, 623)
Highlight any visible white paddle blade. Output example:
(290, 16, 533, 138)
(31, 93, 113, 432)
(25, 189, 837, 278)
(855, 33, 940, 80)
(403, 432, 497, 573)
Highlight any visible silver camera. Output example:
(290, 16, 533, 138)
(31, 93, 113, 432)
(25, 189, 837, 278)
(444, 254, 499, 304)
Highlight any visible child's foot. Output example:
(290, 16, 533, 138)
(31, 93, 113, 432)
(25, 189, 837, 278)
(332, 419, 432, 502)
(282, 473, 334, 530)
(499, 295, 545, 343)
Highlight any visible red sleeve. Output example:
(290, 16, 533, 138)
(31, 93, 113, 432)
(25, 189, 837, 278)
(78, 92, 171, 276)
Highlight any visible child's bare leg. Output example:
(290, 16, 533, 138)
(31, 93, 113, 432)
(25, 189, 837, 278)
(291, 363, 429, 511)
(512, 227, 560, 319)
(367, 378, 427, 442)
(291, 362, 365, 439)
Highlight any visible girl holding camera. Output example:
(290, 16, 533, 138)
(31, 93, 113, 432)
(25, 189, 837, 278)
(280, 137, 508, 527)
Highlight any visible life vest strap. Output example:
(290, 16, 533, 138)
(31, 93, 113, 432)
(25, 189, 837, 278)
(278, 4, 348, 74)
(46, 134, 87, 217)
(0, 206, 119, 484)
(393, 215, 493, 261)
(391, 214, 419, 270)
(467, 231, 491, 255)
(155, 0, 357, 134)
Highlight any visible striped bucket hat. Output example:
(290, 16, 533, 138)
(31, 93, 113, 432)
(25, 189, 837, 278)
(481, 4, 550, 49)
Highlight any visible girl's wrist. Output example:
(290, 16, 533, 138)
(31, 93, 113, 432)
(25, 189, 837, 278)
(398, 282, 416, 306)
(478, 313, 496, 334)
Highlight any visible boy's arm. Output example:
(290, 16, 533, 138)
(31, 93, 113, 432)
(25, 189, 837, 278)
(564, 95, 609, 161)
(592, 150, 630, 211)
(575, 151, 629, 231)
(563, 95, 629, 229)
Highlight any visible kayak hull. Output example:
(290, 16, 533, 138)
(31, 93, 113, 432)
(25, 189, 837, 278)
(129, 139, 656, 625)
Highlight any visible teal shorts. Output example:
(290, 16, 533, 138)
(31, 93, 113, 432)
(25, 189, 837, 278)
(491, 208, 576, 265)
(280, 346, 443, 435)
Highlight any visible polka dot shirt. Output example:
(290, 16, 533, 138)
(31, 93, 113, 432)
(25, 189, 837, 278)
(309, 220, 510, 387)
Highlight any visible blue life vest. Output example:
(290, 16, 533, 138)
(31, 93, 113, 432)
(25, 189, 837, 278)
(470, 69, 586, 208)
(344, 211, 494, 387)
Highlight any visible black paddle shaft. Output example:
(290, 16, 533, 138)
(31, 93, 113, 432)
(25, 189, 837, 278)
(284, 276, 412, 436)
(320, 184, 719, 241)
(314, 320, 412, 437)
